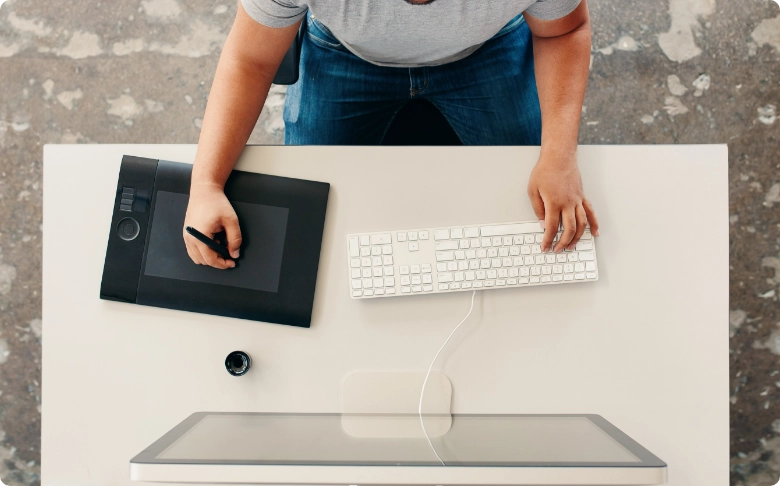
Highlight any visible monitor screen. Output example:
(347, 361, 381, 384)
(143, 191, 289, 293)
(156, 414, 640, 465)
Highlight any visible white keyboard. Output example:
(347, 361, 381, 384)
(346, 220, 598, 299)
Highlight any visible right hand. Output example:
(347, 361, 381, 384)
(183, 184, 242, 269)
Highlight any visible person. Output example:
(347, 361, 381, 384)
(183, 0, 600, 269)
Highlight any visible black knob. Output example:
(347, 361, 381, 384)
(225, 351, 251, 376)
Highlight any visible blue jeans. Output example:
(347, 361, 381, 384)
(284, 13, 542, 145)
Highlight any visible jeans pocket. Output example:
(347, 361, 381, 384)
(307, 16, 346, 51)
(492, 13, 526, 39)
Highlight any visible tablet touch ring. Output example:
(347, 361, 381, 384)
(117, 217, 140, 241)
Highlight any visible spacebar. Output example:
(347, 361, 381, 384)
(480, 223, 541, 237)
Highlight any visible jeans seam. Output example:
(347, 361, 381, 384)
(379, 103, 411, 143)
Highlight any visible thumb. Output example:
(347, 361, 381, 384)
(529, 189, 546, 230)
(223, 215, 243, 258)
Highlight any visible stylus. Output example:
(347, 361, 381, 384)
(185, 226, 233, 260)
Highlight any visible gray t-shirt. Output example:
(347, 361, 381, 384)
(241, 0, 581, 67)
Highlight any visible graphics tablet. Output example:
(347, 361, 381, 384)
(130, 412, 667, 485)
(100, 155, 330, 327)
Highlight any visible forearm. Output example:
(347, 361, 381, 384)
(191, 55, 275, 191)
(531, 18, 591, 161)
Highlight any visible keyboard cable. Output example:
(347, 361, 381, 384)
(418, 290, 477, 466)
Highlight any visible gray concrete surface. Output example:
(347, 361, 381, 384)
(0, 0, 778, 484)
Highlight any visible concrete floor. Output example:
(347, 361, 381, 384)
(0, 0, 779, 484)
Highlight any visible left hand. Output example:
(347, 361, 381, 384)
(527, 152, 599, 253)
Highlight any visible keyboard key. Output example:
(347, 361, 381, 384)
(508, 278, 518, 285)
(557, 254, 567, 263)
(586, 272, 597, 279)
(401, 287, 411, 293)
(423, 285, 433, 292)
(408, 242, 419, 252)
(510, 246, 520, 256)
(436, 241, 459, 251)
(519, 267, 530, 277)
(384, 266, 394, 276)
(499, 247, 509, 257)
(451, 228, 464, 239)
(477, 249, 488, 258)
(385, 277, 395, 287)
(509, 268, 519, 277)
(422, 274, 433, 284)
(563, 274, 574, 281)
(464, 227, 479, 238)
(530, 276, 540, 284)
(564, 264, 574, 273)
(372, 246, 381, 256)
(524, 235, 535, 244)
(383, 255, 393, 265)
(469, 260, 479, 270)
(361, 247, 371, 257)
(470, 238, 481, 248)
(519, 277, 529, 284)
(520, 246, 531, 255)
(473, 281, 484, 288)
(397, 232, 407, 242)
(586, 262, 596, 271)
(436, 251, 454, 262)
(492, 237, 502, 246)
(360, 235, 370, 246)
(351, 258, 361, 268)
(373, 267, 383, 277)
(466, 249, 477, 259)
(411, 264, 420, 274)
(362, 268, 372, 278)
(580, 232, 593, 240)
(434, 230, 450, 240)
(352, 290, 363, 297)
(438, 273, 454, 283)
(437, 263, 447, 272)
(498, 268, 508, 278)
(382, 245, 393, 255)
(419, 231, 429, 240)
(352, 280, 362, 289)
(484, 280, 495, 287)
(542, 266, 552, 275)
(459, 239, 470, 249)
(455, 251, 466, 260)
(374, 278, 384, 288)
(412, 285, 423, 293)
(421, 263, 432, 273)
(351, 269, 361, 279)
(487, 270, 497, 279)
(400, 266, 410, 275)
(567, 253, 579, 262)
(531, 267, 541, 276)
(578, 251, 595, 261)
(458, 261, 468, 271)
(491, 258, 501, 268)
(574, 263, 585, 272)
(496, 279, 506, 286)
(513, 235, 524, 245)
(545, 255, 556, 264)
(455, 272, 465, 282)
(411, 276, 422, 285)
(362, 257, 372, 267)
(363, 278, 373, 288)
(371, 234, 392, 245)
(364, 289, 374, 296)
(502, 258, 512, 267)
(400, 276, 411, 285)
(386, 288, 396, 294)
(374, 288, 385, 295)
(408, 231, 418, 241)
(576, 240, 593, 251)
(553, 265, 563, 274)
(532, 245, 542, 254)
(513, 256, 524, 266)
(476, 271, 486, 280)
(481, 237, 492, 247)
(535, 255, 545, 265)
(575, 273, 586, 280)
(349, 236, 360, 257)
(439, 284, 449, 291)
(535, 234, 544, 244)
(450, 283, 461, 290)
(465, 271, 475, 281)
(447, 261, 458, 271)
(372, 257, 383, 266)
(462, 282, 472, 289)
(488, 248, 498, 258)
(502, 236, 513, 246)
(553, 275, 563, 282)
(541, 276, 552, 283)
(480, 222, 539, 237)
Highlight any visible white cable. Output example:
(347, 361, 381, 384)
(418, 290, 477, 466)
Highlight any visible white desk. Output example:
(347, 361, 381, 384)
(42, 145, 728, 485)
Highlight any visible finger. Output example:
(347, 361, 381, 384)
(194, 241, 233, 270)
(528, 188, 546, 232)
(583, 199, 600, 236)
(554, 206, 577, 253)
(541, 202, 560, 253)
(223, 215, 243, 259)
(183, 231, 205, 265)
(567, 204, 588, 250)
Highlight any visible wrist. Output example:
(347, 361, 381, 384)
(190, 179, 225, 196)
